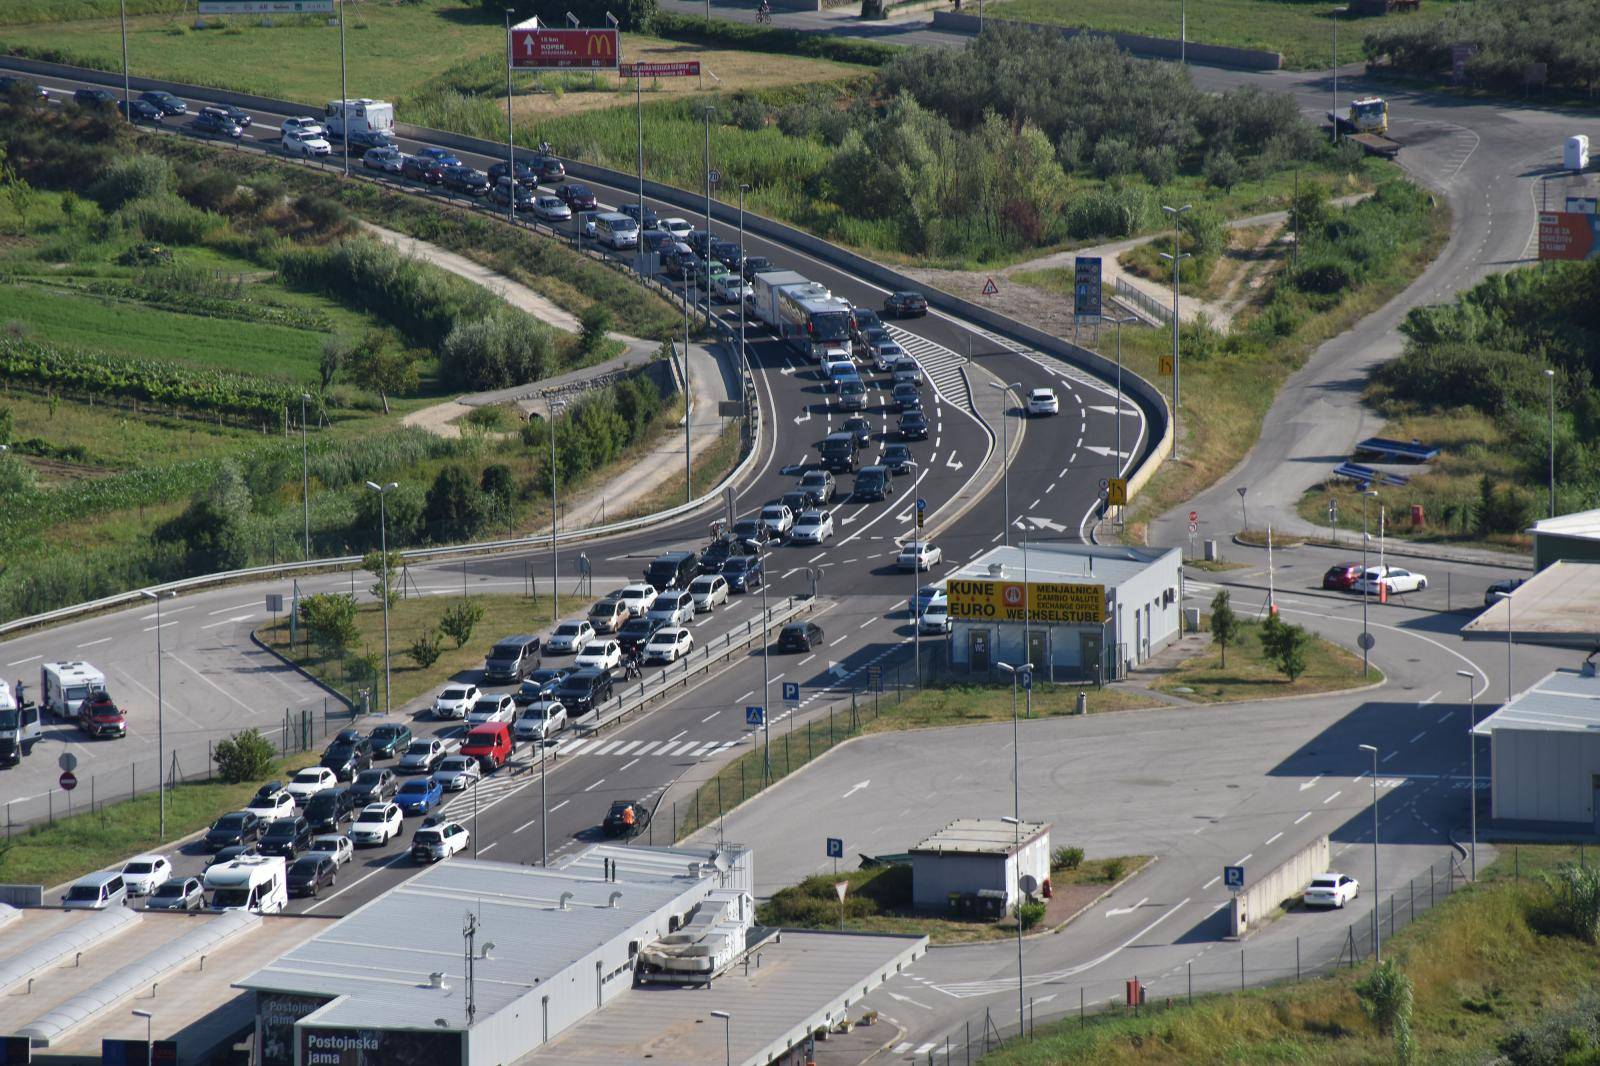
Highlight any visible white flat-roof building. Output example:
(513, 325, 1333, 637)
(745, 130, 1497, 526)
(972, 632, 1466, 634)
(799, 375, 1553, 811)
(1473, 663, 1600, 830)
(908, 818, 1051, 913)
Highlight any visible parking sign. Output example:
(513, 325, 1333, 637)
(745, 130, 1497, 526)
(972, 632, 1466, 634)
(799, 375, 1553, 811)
(782, 681, 800, 703)
(826, 837, 844, 859)
(1224, 865, 1245, 890)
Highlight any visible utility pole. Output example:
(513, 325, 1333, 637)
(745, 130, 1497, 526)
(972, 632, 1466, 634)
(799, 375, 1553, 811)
(301, 393, 311, 559)
(338, 0, 349, 177)
(1159, 204, 1191, 459)
(505, 8, 517, 223)
(119, 0, 131, 119)
(548, 399, 565, 624)
(363, 481, 397, 714)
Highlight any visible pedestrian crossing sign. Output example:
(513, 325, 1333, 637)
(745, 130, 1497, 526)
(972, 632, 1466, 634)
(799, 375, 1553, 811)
(746, 705, 765, 726)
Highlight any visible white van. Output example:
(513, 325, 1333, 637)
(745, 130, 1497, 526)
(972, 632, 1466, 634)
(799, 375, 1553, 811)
(40, 661, 106, 721)
(62, 871, 128, 910)
(204, 855, 288, 915)
(0, 680, 40, 764)
(594, 211, 639, 250)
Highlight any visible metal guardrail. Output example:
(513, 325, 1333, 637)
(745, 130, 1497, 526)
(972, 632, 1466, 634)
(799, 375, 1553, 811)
(1114, 277, 1173, 325)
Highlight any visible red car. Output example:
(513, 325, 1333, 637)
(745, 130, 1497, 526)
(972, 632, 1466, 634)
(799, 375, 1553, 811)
(78, 689, 126, 738)
(1322, 563, 1363, 591)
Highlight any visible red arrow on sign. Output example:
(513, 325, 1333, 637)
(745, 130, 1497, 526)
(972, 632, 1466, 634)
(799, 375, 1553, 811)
(60, 770, 78, 791)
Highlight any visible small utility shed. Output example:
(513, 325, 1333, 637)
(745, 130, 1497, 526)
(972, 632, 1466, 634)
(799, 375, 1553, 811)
(1473, 663, 1600, 832)
(909, 819, 1051, 913)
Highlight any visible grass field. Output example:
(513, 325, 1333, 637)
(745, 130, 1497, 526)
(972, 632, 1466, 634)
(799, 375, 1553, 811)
(982, 844, 1600, 1064)
(982, 0, 1465, 70)
(1152, 618, 1377, 702)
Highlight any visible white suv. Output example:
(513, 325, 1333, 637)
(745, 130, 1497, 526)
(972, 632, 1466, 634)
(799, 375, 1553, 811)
(282, 128, 332, 157)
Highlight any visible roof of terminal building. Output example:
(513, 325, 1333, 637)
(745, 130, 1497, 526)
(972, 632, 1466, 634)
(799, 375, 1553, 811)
(1473, 666, 1600, 736)
(236, 846, 740, 1032)
(1463, 560, 1600, 646)
(950, 543, 1177, 592)
(909, 818, 1050, 857)
(1530, 509, 1600, 540)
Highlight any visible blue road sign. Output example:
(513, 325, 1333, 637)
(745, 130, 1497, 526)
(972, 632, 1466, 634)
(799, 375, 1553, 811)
(746, 705, 765, 726)
(1224, 865, 1246, 890)
(916, 497, 928, 512)
(782, 681, 800, 703)
(826, 837, 844, 859)
(1019, 668, 1032, 691)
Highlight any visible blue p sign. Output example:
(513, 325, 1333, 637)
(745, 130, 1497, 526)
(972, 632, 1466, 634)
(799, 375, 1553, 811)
(745, 705, 764, 726)
(1224, 865, 1245, 890)
(782, 681, 800, 703)
(826, 837, 843, 859)
(1019, 668, 1032, 691)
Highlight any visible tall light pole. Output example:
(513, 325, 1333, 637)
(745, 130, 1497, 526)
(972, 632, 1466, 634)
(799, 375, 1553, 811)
(301, 393, 312, 559)
(1159, 204, 1192, 459)
(1108, 315, 1136, 516)
(988, 381, 1022, 546)
(1456, 668, 1477, 880)
(1358, 743, 1381, 962)
(738, 182, 751, 425)
(337, 0, 349, 177)
(760, 564, 771, 784)
(1180, 0, 1186, 65)
(906, 460, 925, 686)
(1331, 6, 1347, 144)
(504, 8, 517, 223)
(1360, 489, 1377, 676)
(139, 589, 174, 839)
(363, 480, 397, 714)
(702, 106, 716, 249)
(710, 1010, 731, 1066)
(635, 64, 646, 252)
(1546, 367, 1557, 518)
(119, 0, 130, 120)
(996, 660, 1031, 1033)
(131, 1009, 153, 1064)
(539, 733, 549, 865)
(547, 399, 565, 626)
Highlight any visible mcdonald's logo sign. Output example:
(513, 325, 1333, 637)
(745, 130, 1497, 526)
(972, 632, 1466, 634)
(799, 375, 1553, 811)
(509, 27, 620, 70)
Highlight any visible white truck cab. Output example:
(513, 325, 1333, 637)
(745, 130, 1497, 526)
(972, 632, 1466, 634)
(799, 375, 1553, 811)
(0, 680, 41, 765)
(40, 661, 106, 721)
(204, 855, 288, 915)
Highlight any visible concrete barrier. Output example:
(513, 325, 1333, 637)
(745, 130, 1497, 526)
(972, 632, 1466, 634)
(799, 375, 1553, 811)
(1230, 834, 1330, 937)
(928, 11, 1282, 70)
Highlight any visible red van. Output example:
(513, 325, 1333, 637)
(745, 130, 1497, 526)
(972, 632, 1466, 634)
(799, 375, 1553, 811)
(460, 722, 513, 771)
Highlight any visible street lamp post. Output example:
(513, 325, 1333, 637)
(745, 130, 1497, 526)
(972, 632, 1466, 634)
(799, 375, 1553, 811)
(994, 664, 1030, 1035)
(338, 0, 349, 178)
(760, 564, 771, 783)
(547, 399, 565, 625)
(906, 460, 924, 686)
(1546, 368, 1557, 518)
(301, 393, 311, 559)
(1159, 204, 1192, 459)
(1358, 743, 1381, 962)
(1108, 314, 1137, 486)
(139, 589, 174, 839)
(119, 0, 130, 119)
(504, 8, 517, 224)
(710, 1010, 731, 1066)
(987, 381, 1022, 546)
(132, 1009, 153, 1064)
(1360, 489, 1377, 676)
(539, 734, 549, 865)
(738, 183, 751, 426)
(1456, 668, 1478, 880)
(363, 481, 398, 714)
(1331, 7, 1345, 145)
(703, 106, 716, 249)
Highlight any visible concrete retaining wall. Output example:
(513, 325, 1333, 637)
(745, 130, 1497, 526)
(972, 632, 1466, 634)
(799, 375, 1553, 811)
(1230, 834, 1330, 937)
(928, 11, 1282, 70)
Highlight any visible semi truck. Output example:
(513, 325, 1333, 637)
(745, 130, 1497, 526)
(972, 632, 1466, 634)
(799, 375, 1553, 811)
(1328, 96, 1401, 159)
(747, 270, 809, 330)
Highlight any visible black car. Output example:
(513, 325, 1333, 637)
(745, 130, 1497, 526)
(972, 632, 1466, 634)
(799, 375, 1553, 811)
(205, 102, 252, 127)
(287, 855, 338, 898)
(260, 816, 312, 858)
(777, 621, 825, 652)
(687, 230, 713, 259)
(899, 412, 930, 441)
(488, 159, 540, 188)
(602, 799, 651, 838)
(532, 154, 566, 181)
(209, 844, 260, 867)
(192, 108, 243, 137)
(556, 183, 597, 209)
(342, 127, 395, 151)
(710, 240, 742, 270)
(73, 87, 116, 109)
(698, 536, 742, 575)
(400, 155, 444, 184)
(781, 490, 813, 517)
(440, 165, 490, 196)
(321, 735, 372, 781)
(0, 76, 47, 100)
(892, 383, 923, 412)
(731, 518, 772, 546)
(664, 253, 701, 283)
(251, 782, 285, 805)
(851, 307, 883, 342)
(552, 667, 614, 715)
(203, 811, 261, 851)
(304, 787, 356, 832)
(882, 443, 915, 475)
(621, 203, 659, 230)
(139, 89, 188, 115)
(841, 417, 872, 448)
(884, 290, 928, 318)
(721, 554, 764, 592)
(368, 724, 413, 759)
(616, 616, 664, 655)
(490, 179, 536, 209)
(118, 99, 163, 124)
(521, 666, 574, 698)
(349, 767, 398, 805)
(742, 255, 772, 282)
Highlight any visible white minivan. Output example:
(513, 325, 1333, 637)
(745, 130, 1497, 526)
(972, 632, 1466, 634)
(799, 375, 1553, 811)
(594, 211, 639, 250)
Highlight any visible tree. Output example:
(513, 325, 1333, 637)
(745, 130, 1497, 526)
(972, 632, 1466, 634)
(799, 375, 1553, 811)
(1260, 613, 1311, 681)
(154, 459, 252, 572)
(214, 728, 276, 783)
(1209, 589, 1239, 667)
(423, 464, 489, 542)
(301, 592, 359, 657)
(1355, 959, 1415, 1064)
(439, 599, 485, 648)
(578, 304, 614, 358)
(363, 550, 401, 608)
(480, 463, 514, 508)
(353, 481, 425, 548)
(408, 628, 443, 669)
(345, 329, 419, 414)
(0, 150, 36, 235)
(318, 336, 345, 393)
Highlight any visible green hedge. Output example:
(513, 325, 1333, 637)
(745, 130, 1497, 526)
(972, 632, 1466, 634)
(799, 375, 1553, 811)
(652, 12, 904, 66)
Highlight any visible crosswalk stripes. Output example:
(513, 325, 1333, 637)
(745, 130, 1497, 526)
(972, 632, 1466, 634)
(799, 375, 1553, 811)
(886, 326, 972, 414)
(890, 1042, 946, 1057)
(552, 736, 739, 759)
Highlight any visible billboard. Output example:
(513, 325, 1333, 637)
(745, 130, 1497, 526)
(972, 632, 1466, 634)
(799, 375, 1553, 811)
(1074, 256, 1101, 318)
(947, 578, 1108, 625)
(509, 27, 619, 69)
(1538, 211, 1600, 260)
(198, 0, 334, 11)
(621, 61, 701, 77)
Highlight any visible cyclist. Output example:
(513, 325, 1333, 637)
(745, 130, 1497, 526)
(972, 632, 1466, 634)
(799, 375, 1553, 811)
(757, 0, 772, 22)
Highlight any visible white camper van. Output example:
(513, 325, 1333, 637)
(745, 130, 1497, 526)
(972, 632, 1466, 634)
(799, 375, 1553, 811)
(40, 661, 106, 721)
(204, 855, 288, 915)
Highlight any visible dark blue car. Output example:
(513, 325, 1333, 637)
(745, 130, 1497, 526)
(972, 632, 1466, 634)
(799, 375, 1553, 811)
(721, 554, 764, 592)
(416, 147, 460, 167)
(395, 776, 443, 816)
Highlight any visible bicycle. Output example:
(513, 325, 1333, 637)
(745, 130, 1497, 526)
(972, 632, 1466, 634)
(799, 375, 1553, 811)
(756, 5, 773, 22)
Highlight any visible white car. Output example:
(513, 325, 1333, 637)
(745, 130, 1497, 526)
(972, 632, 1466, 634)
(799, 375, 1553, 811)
(285, 767, 339, 804)
(433, 684, 481, 720)
(874, 342, 907, 373)
(713, 272, 752, 303)
(280, 115, 325, 137)
(246, 789, 297, 823)
(349, 802, 403, 846)
(644, 627, 694, 665)
(1027, 387, 1060, 416)
(119, 854, 173, 896)
(281, 129, 332, 157)
(1304, 872, 1360, 909)
(616, 584, 657, 618)
(433, 754, 482, 792)
(547, 619, 595, 653)
(760, 504, 794, 539)
(897, 542, 943, 571)
(467, 694, 514, 725)
(1353, 566, 1427, 595)
(790, 509, 834, 544)
(398, 738, 446, 773)
(513, 700, 567, 744)
(661, 217, 692, 239)
(575, 639, 623, 672)
(919, 601, 951, 634)
(689, 574, 729, 611)
(411, 820, 470, 863)
(307, 834, 354, 867)
(533, 195, 572, 222)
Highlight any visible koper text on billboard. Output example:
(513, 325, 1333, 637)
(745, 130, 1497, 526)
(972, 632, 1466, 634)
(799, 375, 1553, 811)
(510, 27, 619, 69)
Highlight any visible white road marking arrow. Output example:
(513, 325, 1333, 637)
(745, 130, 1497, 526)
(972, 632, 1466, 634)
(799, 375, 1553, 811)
(1105, 897, 1149, 918)
(945, 453, 963, 470)
(1298, 775, 1323, 792)
(841, 514, 858, 525)
(842, 779, 870, 799)
(1026, 515, 1068, 532)
(1088, 404, 1139, 416)
(793, 407, 812, 425)
(1032, 993, 1058, 1006)
(1083, 444, 1119, 457)
(886, 991, 932, 1011)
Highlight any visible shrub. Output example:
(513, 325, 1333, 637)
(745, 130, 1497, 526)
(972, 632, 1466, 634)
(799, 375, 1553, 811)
(1102, 858, 1126, 882)
(440, 311, 554, 390)
(1016, 899, 1047, 930)
(293, 193, 348, 234)
(408, 628, 443, 669)
(579, 304, 614, 358)
(214, 728, 276, 783)
(113, 194, 220, 244)
(1052, 846, 1084, 871)
(423, 464, 489, 542)
(439, 599, 485, 648)
(1355, 958, 1415, 1063)
(86, 153, 173, 209)
(301, 592, 359, 656)
(1259, 614, 1310, 681)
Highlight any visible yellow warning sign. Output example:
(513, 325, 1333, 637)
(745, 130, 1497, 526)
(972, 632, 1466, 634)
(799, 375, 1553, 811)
(1107, 478, 1128, 506)
(946, 579, 1108, 625)
(1159, 355, 1174, 375)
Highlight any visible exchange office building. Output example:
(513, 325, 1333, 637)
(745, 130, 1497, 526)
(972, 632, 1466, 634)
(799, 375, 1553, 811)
(944, 543, 1181, 682)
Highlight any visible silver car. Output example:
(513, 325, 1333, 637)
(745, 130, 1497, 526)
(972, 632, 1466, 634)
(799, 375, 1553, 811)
(145, 877, 205, 911)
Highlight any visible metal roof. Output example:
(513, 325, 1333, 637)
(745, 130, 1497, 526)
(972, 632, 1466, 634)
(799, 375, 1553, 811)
(949, 543, 1176, 593)
(1530, 509, 1600, 540)
(235, 848, 739, 1032)
(909, 818, 1050, 857)
(1463, 560, 1600, 646)
(1473, 666, 1600, 736)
